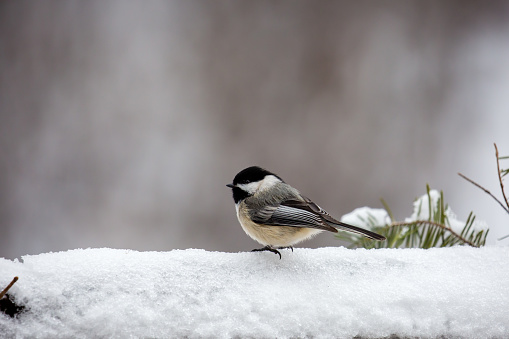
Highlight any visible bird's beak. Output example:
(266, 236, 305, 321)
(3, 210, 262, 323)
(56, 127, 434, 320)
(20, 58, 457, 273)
(226, 183, 235, 188)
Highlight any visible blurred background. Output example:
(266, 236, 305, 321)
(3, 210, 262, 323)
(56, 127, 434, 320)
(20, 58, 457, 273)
(1, 1, 509, 259)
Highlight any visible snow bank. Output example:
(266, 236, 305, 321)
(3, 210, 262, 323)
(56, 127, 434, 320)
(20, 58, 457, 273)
(1, 247, 508, 338)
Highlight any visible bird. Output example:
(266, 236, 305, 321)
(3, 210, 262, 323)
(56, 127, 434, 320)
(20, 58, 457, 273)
(226, 166, 386, 258)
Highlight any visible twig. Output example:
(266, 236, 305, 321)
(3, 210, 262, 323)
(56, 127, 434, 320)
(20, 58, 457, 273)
(458, 172, 509, 214)
(0, 277, 18, 299)
(494, 143, 509, 212)
(389, 220, 478, 247)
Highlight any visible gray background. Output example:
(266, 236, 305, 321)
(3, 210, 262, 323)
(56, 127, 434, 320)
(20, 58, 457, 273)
(1, 1, 508, 259)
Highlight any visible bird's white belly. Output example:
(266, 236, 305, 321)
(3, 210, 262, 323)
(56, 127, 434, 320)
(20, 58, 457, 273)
(235, 203, 323, 247)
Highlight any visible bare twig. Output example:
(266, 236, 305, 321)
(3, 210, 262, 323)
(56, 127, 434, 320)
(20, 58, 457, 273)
(494, 143, 509, 212)
(389, 220, 478, 247)
(458, 172, 509, 214)
(0, 277, 18, 299)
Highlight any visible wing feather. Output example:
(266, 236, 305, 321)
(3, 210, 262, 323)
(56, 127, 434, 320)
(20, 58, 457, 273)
(250, 200, 337, 233)
(249, 195, 386, 240)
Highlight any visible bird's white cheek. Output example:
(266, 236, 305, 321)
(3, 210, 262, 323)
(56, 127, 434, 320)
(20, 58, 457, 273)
(236, 182, 259, 194)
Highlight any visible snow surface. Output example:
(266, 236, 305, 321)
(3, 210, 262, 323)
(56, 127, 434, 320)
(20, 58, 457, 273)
(1, 246, 509, 338)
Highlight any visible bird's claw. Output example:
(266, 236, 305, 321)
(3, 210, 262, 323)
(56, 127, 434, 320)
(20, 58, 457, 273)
(252, 246, 282, 259)
(251, 246, 294, 259)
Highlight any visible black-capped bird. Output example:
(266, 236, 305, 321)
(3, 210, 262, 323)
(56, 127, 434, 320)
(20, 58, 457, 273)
(226, 166, 386, 259)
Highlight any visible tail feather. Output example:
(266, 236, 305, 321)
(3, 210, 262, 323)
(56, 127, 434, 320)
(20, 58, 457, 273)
(332, 221, 386, 241)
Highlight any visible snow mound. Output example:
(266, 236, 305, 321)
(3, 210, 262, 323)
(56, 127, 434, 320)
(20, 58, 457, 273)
(341, 207, 391, 228)
(1, 247, 508, 338)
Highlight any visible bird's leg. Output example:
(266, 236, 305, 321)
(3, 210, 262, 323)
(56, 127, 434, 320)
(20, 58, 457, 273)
(277, 246, 293, 252)
(251, 246, 282, 259)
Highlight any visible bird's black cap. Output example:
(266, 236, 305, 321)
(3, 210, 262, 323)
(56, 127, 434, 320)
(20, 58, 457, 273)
(226, 166, 282, 203)
(231, 166, 278, 186)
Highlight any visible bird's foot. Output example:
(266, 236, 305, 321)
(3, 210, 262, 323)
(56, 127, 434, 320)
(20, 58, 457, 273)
(251, 246, 282, 259)
(251, 246, 294, 259)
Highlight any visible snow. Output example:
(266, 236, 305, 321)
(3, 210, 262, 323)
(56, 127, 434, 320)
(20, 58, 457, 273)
(341, 207, 391, 228)
(1, 247, 508, 338)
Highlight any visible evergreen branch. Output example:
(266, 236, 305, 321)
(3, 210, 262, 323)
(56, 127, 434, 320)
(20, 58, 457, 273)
(337, 186, 489, 249)
(389, 220, 478, 247)
(494, 143, 509, 212)
(458, 172, 509, 214)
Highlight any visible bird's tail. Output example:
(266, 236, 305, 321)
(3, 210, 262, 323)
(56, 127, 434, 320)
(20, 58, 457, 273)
(331, 221, 386, 241)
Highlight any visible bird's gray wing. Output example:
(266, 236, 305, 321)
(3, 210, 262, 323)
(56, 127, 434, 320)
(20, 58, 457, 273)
(250, 198, 338, 233)
(251, 196, 386, 240)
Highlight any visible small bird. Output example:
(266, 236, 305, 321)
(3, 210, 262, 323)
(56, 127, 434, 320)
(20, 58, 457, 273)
(226, 166, 386, 258)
